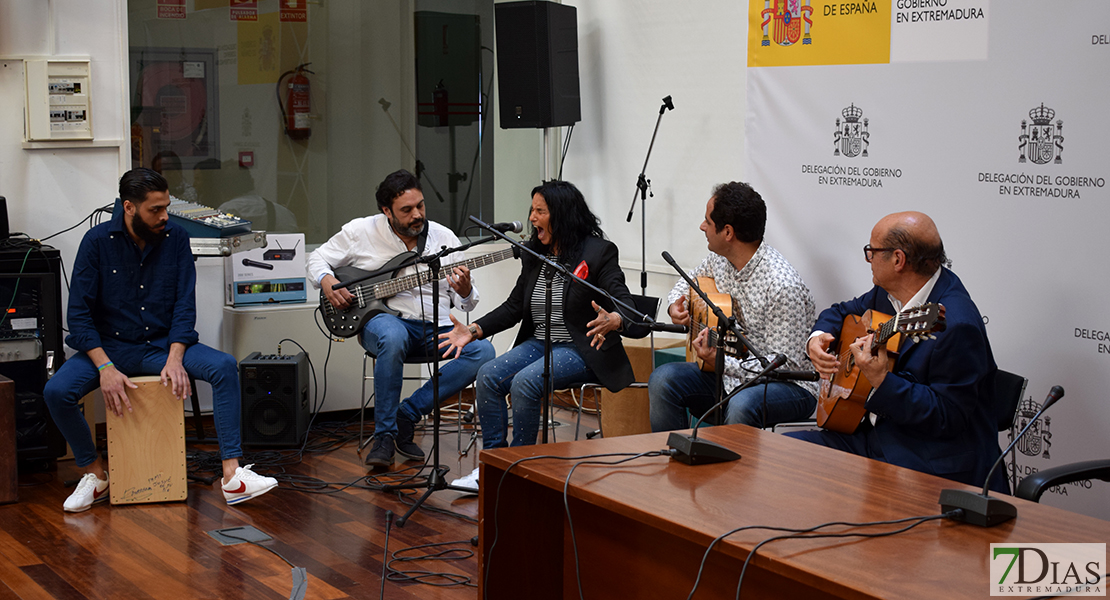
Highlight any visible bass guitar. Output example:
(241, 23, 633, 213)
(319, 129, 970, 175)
(686, 277, 748, 372)
(815, 303, 946, 434)
(321, 247, 518, 338)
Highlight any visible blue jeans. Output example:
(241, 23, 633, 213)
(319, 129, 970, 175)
(475, 339, 595, 449)
(648, 361, 815, 430)
(43, 342, 242, 467)
(360, 314, 495, 437)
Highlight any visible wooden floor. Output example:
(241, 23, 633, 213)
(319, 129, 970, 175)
(0, 401, 599, 600)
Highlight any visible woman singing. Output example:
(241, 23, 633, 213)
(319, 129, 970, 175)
(438, 180, 647, 491)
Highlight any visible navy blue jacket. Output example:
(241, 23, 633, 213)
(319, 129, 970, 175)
(814, 268, 1007, 493)
(66, 209, 198, 365)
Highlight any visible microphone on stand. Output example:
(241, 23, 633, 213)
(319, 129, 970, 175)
(488, 221, 523, 234)
(667, 354, 789, 465)
(939, 385, 1064, 527)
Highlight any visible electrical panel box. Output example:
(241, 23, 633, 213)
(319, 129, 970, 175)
(24, 59, 92, 141)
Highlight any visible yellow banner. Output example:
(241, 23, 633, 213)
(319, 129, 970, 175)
(748, 0, 891, 67)
(237, 11, 281, 85)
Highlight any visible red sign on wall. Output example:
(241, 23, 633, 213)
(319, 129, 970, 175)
(157, 0, 185, 20)
(230, 0, 257, 21)
(280, 0, 308, 23)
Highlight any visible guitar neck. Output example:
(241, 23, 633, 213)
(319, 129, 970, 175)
(369, 247, 516, 300)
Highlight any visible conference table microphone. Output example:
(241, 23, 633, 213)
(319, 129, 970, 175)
(667, 353, 789, 465)
(939, 385, 1064, 527)
(488, 221, 523, 233)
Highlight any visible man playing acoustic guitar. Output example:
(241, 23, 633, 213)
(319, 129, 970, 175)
(307, 169, 495, 468)
(790, 211, 1007, 492)
(649, 182, 818, 431)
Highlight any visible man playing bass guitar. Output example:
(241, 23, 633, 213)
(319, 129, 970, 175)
(307, 169, 495, 468)
(790, 211, 1007, 492)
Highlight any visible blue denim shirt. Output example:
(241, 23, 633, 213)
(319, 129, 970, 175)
(65, 208, 198, 364)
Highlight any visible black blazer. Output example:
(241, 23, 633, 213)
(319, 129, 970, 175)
(475, 237, 648, 392)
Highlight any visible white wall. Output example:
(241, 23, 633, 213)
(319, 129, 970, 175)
(563, 0, 747, 294)
(0, 0, 129, 291)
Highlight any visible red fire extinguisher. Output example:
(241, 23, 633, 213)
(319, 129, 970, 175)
(277, 63, 314, 139)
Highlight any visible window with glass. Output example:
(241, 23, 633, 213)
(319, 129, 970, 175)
(127, 0, 496, 243)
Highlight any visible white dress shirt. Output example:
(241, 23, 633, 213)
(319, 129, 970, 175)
(306, 214, 479, 326)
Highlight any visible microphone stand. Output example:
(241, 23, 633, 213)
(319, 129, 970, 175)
(468, 216, 680, 445)
(939, 385, 1064, 527)
(357, 236, 500, 526)
(626, 95, 674, 298)
(660, 251, 792, 463)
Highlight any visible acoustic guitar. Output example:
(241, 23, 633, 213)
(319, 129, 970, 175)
(815, 303, 946, 434)
(321, 247, 518, 338)
(686, 277, 748, 372)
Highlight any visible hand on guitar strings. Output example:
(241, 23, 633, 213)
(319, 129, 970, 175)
(690, 328, 716, 364)
(849, 332, 889, 389)
(586, 301, 623, 350)
(807, 333, 840, 376)
(445, 265, 473, 298)
(438, 314, 476, 359)
(320, 273, 355, 309)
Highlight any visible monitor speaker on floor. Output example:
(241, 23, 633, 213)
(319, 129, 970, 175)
(240, 352, 309, 447)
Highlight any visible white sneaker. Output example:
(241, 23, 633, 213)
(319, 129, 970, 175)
(64, 473, 109, 513)
(222, 464, 278, 505)
(451, 467, 479, 494)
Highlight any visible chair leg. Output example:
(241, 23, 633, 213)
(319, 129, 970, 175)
(360, 354, 374, 452)
(188, 376, 204, 440)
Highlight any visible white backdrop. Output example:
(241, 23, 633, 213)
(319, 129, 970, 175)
(746, 0, 1110, 519)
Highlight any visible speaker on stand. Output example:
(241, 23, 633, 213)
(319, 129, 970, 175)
(240, 352, 309, 447)
(494, 0, 580, 129)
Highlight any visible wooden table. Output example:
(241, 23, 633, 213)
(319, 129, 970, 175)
(478, 425, 1110, 599)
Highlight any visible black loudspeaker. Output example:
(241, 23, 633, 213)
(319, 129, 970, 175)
(495, 1, 580, 129)
(240, 352, 309, 447)
(0, 197, 9, 240)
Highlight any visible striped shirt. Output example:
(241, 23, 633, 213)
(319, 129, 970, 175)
(530, 260, 574, 343)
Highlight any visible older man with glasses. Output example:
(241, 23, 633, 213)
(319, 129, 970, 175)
(790, 211, 1008, 494)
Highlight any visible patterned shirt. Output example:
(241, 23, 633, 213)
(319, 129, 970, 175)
(667, 242, 818, 397)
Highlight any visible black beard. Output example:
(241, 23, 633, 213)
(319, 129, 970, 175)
(131, 217, 165, 246)
(391, 216, 425, 239)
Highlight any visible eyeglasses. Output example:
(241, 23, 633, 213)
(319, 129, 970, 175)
(863, 244, 898, 262)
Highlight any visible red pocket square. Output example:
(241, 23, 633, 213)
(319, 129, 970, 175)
(573, 260, 589, 279)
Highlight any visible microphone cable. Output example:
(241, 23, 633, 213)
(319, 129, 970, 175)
(561, 450, 670, 600)
(700, 511, 958, 600)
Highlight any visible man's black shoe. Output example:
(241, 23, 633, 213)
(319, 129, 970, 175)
(395, 415, 426, 461)
(365, 434, 395, 468)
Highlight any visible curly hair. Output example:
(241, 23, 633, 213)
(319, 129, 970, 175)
(527, 180, 604, 265)
(375, 169, 422, 211)
(708, 182, 765, 243)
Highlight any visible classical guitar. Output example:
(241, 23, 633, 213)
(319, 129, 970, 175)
(321, 247, 518, 338)
(815, 303, 946, 434)
(686, 277, 748, 372)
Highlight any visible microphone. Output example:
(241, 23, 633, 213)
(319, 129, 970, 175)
(661, 250, 681, 272)
(939, 385, 1064, 527)
(489, 221, 523, 234)
(667, 354, 789, 465)
(652, 323, 688, 334)
(242, 258, 274, 270)
(660, 95, 674, 114)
